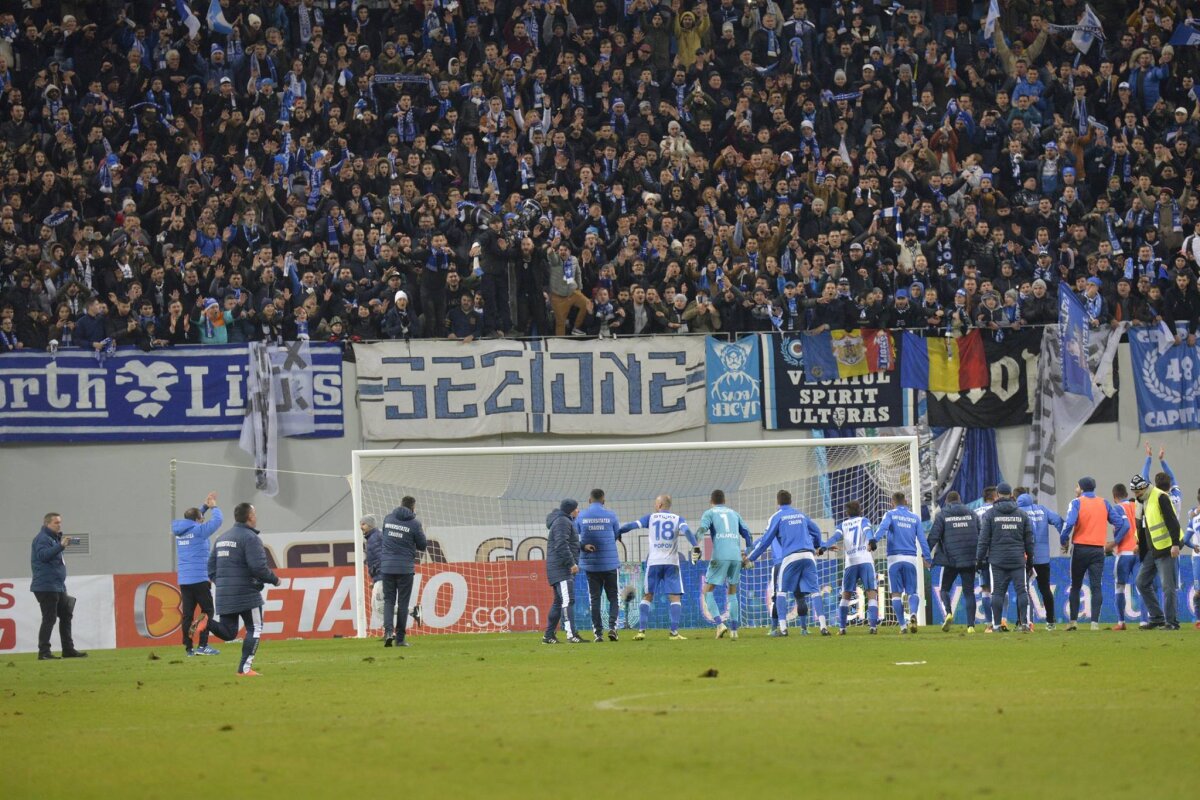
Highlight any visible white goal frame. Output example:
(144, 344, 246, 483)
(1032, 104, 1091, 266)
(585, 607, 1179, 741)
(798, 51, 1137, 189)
(349, 436, 923, 638)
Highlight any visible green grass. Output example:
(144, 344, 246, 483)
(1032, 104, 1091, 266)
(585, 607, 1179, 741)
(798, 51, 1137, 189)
(2, 626, 1198, 799)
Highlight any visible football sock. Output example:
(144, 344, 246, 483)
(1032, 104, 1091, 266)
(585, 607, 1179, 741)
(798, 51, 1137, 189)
(704, 591, 720, 624)
(867, 599, 879, 627)
(908, 592, 920, 616)
(728, 595, 740, 630)
(892, 597, 904, 624)
(639, 601, 651, 631)
(838, 600, 849, 629)
(668, 602, 681, 633)
(1115, 590, 1126, 622)
(776, 593, 790, 631)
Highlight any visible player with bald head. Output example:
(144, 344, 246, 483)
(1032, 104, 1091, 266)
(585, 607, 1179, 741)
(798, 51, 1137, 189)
(620, 494, 698, 640)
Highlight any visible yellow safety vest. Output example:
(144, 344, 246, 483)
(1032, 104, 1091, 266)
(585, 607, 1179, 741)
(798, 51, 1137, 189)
(1142, 487, 1176, 552)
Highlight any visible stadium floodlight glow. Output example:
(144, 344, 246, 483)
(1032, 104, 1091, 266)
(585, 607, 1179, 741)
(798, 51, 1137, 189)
(350, 437, 923, 638)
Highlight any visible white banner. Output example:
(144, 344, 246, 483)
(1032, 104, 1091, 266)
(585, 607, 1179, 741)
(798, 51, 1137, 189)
(0, 575, 116, 654)
(354, 336, 706, 439)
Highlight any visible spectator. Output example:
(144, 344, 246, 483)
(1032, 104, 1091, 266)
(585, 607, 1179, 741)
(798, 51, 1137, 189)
(30, 512, 86, 660)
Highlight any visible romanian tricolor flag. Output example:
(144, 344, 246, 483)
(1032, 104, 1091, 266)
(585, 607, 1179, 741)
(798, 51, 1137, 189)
(803, 329, 896, 381)
(900, 330, 989, 392)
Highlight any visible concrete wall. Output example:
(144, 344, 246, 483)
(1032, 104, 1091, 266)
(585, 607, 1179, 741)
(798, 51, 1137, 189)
(1, 344, 1193, 578)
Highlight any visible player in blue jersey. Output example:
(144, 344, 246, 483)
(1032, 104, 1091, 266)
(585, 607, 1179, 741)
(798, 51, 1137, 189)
(1015, 488, 1064, 630)
(697, 490, 752, 640)
(1142, 444, 1182, 514)
(746, 490, 824, 637)
(873, 492, 931, 634)
(1185, 489, 1200, 628)
(620, 495, 697, 640)
(974, 487, 999, 630)
(823, 500, 880, 635)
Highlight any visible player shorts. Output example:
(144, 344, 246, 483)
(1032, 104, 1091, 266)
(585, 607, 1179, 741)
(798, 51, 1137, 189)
(888, 557, 919, 595)
(777, 553, 818, 595)
(645, 564, 684, 596)
(842, 562, 878, 594)
(704, 559, 742, 587)
(1114, 553, 1138, 586)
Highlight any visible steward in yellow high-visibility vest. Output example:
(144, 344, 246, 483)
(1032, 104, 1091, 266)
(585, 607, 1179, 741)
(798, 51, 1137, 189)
(1130, 474, 1182, 630)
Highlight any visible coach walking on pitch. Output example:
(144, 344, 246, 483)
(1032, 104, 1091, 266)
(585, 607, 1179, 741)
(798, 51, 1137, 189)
(928, 491, 981, 632)
(544, 499, 583, 644)
(172, 491, 223, 656)
(205, 503, 280, 676)
(380, 496, 427, 647)
(577, 489, 622, 642)
(31, 512, 86, 660)
(977, 484, 1035, 633)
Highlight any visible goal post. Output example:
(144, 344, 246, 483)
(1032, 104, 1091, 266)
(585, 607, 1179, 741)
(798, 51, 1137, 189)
(350, 436, 924, 638)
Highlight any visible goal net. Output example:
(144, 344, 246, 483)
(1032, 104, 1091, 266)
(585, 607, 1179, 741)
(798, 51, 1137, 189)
(350, 437, 923, 638)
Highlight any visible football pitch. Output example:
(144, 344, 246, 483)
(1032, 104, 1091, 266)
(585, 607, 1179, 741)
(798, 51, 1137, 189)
(3, 627, 1197, 799)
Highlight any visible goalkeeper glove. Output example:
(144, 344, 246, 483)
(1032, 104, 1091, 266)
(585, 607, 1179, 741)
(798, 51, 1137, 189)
(817, 547, 826, 556)
(867, 540, 877, 552)
(690, 546, 702, 564)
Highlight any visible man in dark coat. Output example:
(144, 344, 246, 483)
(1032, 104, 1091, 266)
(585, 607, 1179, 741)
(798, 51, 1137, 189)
(30, 512, 86, 660)
(927, 491, 981, 633)
(543, 499, 583, 644)
(205, 503, 280, 676)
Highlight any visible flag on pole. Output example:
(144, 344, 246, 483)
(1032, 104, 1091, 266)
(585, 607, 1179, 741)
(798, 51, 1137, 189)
(176, 0, 201, 39)
(1169, 20, 1200, 47)
(983, 0, 1000, 38)
(207, 0, 234, 35)
(1059, 286, 1093, 399)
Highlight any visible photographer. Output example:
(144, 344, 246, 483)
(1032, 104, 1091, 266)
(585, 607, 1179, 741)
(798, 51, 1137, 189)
(472, 215, 513, 337)
(682, 288, 723, 333)
(31, 512, 86, 660)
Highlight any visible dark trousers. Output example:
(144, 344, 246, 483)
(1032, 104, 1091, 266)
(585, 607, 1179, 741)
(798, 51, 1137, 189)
(420, 275, 446, 338)
(480, 271, 511, 334)
(1031, 563, 1055, 623)
(382, 573, 415, 642)
(990, 565, 1029, 627)
(207, 607, 263, 673)
(586, 570, 618, 634)
(179, 581, 214, 650)
(514, 282, 548, 336)
(545, 578, 577, 638)
(34, 591, 74, 655)
(939, 566, 976, 624)
(1069, 544, 1105, 621)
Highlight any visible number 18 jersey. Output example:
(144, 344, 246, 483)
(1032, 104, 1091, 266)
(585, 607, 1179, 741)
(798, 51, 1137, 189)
(637, 511, 691, 567)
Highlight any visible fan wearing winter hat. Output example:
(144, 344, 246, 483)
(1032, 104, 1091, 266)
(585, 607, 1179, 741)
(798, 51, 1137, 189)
(1129, 472, 1183, 629)
(1059, 476, 1130, 630)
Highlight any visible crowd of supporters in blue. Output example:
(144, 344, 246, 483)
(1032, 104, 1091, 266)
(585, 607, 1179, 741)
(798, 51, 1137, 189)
(2, 0, 1200, 360)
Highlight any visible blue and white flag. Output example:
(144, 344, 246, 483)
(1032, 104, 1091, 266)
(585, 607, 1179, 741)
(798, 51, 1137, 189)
(176, 0, 201, 39)
(706, 336, 761, 424)
(1047, 4, 1105, 53)
(207, 0, 233, 35)
(1059, 288, 1092, 399)
(1128, 327, 1200, 432)
(881, 206, 903, 243)
(1169, 20, 1200, 47)
(983, 0, 1000, 39)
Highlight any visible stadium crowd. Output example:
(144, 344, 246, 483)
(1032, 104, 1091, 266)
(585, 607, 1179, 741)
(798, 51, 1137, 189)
(2, 0, 1200, 358)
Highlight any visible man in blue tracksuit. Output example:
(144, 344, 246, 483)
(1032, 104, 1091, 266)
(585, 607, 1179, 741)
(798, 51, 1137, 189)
(746, 490, 823, 637)
(577, 489, 623, 642)
(873, 492, 931, 633)
(977, 483, 1035, 633)
(380, 496, 428, 648)
(172, 491, 224, 656)
(206, 503, 280, 676)
(1016, 490, 1064, 629)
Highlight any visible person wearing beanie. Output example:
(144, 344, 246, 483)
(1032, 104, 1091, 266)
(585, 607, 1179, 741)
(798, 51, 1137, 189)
(544, 499, 582, 643)
(1130, 473, 1183, 630)
(1060, 476, 1130, 630)
(977, 483, 1035, 633)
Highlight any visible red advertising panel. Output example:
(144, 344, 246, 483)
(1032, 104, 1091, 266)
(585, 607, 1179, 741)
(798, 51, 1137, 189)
(114, 563, 553, 648)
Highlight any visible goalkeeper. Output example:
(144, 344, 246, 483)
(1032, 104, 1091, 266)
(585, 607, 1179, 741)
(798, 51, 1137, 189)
(697, 490, 752, 640)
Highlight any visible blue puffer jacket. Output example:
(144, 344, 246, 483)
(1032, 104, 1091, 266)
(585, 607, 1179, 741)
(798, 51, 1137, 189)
(545, 509, 580, 585)
(173, 506, 224, 585)
(30, 526, 67, 592)
(1016, 494, 1064, 565)
(577, 502, 621, 572)
(207, 523, 279, 615)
